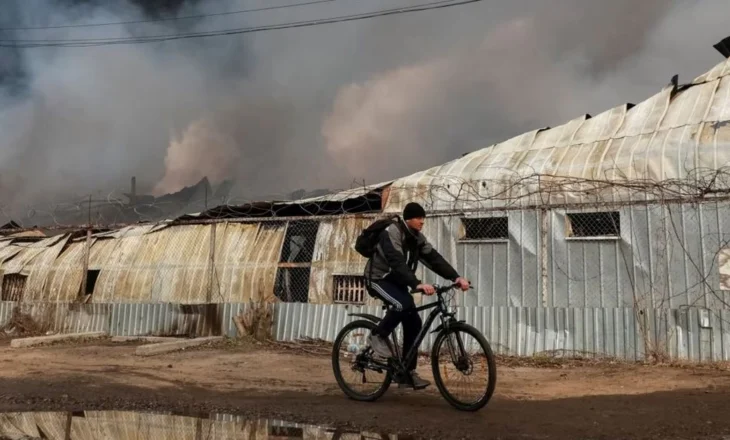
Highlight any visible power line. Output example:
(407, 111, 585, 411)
(0, 0, 336, 31)
(0, 0, 483, 48)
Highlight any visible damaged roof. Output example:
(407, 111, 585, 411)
(175, 181, 391, 221)
(385, 56, 730, 212)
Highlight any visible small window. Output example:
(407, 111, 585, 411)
(1, 274, 27, 301)
(85, 270, 100, 295)
(567, 212, 620, 238)
(333, 275, 366, 304)
(269, 426, 303, 437)
(460, 217, 508, 240)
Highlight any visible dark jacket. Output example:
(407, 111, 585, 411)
(364, 218, 460, 289)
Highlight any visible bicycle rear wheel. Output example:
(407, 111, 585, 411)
(431, 322, 496, 411)
(332, 320, 392, 402)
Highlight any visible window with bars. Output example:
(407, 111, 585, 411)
(269, 425, 303, 438)
(1, 274, 27, 301)
(460, 217, 509, 241)
(566, 211, 620, 238)
(333, 275, 367, 304)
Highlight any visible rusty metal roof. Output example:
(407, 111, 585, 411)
(309, 217, 371, 304)
(2, 235, 68, 276)
(4, 230, 46, 238)
(24, 235, 70, 301)
(385, 58, 730, 213)
(174, 181, 391, 221)
(43, 241, 89, 302)
(84, 222, 285, 303)
(290, 181, 392, 204)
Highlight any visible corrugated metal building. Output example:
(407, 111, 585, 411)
(2, 51, 730, 362)
(0, 410, 354, 439)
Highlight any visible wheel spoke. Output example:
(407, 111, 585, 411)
(332, 321, 391, 401)
(432, 326, 496, 411)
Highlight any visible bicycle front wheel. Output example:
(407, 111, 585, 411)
(431, 322, 497, 411)
(332, 320, 392, 402)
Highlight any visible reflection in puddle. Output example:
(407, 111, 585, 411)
(0, 410, 419, 439)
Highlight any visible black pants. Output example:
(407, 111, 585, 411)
(369, 276, 422, 371)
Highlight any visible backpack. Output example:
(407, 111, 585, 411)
(354, 216, 399, 259)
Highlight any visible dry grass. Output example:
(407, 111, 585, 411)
(1, 306, 48, 337)
(232, 294, 275, 341)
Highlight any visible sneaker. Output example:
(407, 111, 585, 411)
(367, 334, 394, 360)
(397, 371, 431, 390)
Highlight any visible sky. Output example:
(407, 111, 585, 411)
(0, 0, 729, 218)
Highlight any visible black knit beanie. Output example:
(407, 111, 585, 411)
(403, 202, 426, 220)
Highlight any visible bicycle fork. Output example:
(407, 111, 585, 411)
(443, 328, 471, 373)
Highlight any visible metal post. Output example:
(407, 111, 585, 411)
(79, 228, 92, 300)
(195, 416, 203, 440)
(130, 176, 137, 205)
(540, 208, 549, 307)
(64, 412, 72, 440)
(207, 223, 216, 303)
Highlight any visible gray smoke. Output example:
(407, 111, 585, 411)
(0, 0, 728, 218)
(323, 0, 730, 182)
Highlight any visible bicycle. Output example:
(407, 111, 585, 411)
(331, 282, 497, 411)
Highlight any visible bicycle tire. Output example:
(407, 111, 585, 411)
(431, 322, 497, 411)
(331, 319, 392, 402)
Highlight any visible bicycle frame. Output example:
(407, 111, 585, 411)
(334, 280, 495, 411)
(386, 286, 463, 375)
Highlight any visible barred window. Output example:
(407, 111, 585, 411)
(333, 275, 366, 304)
(566, 212, 620, 238)
(269, 425, 303, 437)
(1, 274, 27, 301)
(460, 217, 508, 240)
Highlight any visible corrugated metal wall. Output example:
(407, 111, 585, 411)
(414, 200, 730, 312)
(108, 302, 253, 337)
(43, 241, 88, 302)
(0, 410, 271, 440)
(1, 274, 27, 302)
(547, 202, 730, 310)
(308, 217, 379, 305)
(0, 301, 253, 338)
(1, 198, 729, 362)
(0, 410, 367, 439)
(1, 300, 728, 361)
(274, 303, 730, 362)
(0, 301, 14, 328)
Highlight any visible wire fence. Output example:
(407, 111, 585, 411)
(3, 165, 730, 233)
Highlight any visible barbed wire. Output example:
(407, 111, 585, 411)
(2, 165, 730, 234)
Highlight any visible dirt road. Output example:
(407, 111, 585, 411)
(0, 338, 728, 439)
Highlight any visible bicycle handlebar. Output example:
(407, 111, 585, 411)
(410, 282, 472, 295)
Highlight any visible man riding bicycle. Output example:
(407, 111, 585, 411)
(365, 202, 470, 390)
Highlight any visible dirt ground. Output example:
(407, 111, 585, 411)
(0, 337, 728, 439)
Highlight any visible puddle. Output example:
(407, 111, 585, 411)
(0, 410, 420, 439)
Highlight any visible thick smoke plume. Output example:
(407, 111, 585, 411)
(324, 0, 730, 182)
(153, 118, 239, 196)
(0, 0, 729, 221)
